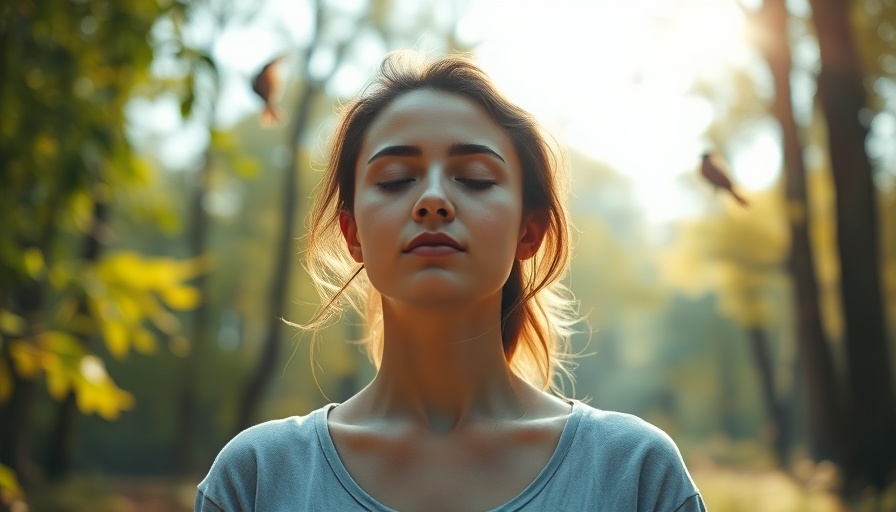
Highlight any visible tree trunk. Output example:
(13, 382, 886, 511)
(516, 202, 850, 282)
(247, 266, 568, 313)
(755, 0, 846, 466)
(43, 392, 77, 480)
(0, 374, 37, 486)
(235, 82, 320, 433)
(44, 185, 109, 480)
(176, 146, 214, 474)
(0, 256, 53, 486)
(810, 0, 896, 493)
(231, 0, 371, 433)
(717, 332, 740, 439)
(747, 328, 792, 468)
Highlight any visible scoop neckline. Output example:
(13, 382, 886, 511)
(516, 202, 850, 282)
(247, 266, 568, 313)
(314, 398, 584, 511)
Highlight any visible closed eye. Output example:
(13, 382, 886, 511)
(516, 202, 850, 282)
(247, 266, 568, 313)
(375, 178, 416, 192)
(456, 178, 496, 190)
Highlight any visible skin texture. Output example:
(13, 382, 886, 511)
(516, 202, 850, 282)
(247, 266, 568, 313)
(330, 89, 571, 511)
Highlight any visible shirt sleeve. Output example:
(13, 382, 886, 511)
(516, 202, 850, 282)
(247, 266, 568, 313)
(591, 411, 705, 512)
(629, 424, 706, 512)
(194, 489, 226, 512)
(671, 493, 707, 512)
(195, 427, 263, 512)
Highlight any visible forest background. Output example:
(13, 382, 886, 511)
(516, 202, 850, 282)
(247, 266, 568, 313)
(1, 0, 895, 510)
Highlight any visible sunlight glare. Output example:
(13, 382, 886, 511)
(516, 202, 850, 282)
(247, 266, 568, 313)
(469, 0, 756, 223)
(657, 0, 749, 80)
(728, 118, 783, 191)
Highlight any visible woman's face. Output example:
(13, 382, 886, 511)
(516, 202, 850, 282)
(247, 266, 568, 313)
(340, 89, 543, 307)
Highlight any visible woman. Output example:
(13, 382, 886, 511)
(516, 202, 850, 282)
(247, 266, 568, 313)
(196, 51, 706, 511)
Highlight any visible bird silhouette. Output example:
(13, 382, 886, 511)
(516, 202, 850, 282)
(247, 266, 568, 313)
(700, 152, 749, 208)
(251, 56, 285, 126)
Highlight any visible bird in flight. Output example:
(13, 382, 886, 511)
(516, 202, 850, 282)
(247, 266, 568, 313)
(700, 152, 749, 208)
(251, 56, 285, 126)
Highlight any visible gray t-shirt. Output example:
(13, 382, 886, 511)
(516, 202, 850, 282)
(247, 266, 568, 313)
(196, 399, 706, 511)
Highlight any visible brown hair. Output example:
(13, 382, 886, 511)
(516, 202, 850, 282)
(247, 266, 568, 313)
(299, 51, 578, 393)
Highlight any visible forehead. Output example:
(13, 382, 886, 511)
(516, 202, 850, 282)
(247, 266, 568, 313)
(361, 89, 515, 153)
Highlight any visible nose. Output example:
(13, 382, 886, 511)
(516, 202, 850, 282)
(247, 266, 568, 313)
(412, 174, 455, 222)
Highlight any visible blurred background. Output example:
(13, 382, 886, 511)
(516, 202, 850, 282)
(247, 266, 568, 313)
(1, 0, 895, 510)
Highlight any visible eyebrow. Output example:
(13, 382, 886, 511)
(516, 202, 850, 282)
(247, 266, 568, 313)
(447, 143, 506, 163)
(366, 145, 421, 164)
(366, 143, 506, 164)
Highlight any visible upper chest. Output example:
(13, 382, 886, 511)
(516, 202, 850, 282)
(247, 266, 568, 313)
(327, 417, 566, 512)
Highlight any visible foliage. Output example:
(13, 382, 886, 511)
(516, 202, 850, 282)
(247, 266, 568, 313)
(659, 189, 790, 328)
(0, 0, 203, 490)
(0, 252, 206, 420)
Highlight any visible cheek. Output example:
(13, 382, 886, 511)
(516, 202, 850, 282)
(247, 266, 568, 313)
(470, 201, 523, 251)
(354, 201, 399, 252)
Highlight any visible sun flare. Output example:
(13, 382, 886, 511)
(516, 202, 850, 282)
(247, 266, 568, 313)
(466, 0, 760, 222)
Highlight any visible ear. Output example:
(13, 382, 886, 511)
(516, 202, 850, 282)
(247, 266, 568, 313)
(516, 211, 548, 260)
(339, 210, 364, 263)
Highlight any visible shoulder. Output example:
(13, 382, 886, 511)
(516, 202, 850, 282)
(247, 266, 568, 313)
(562, 401, 705, 511)
(574, 402, 685, 460)
(196, 406, 331, 511)
(211, 413, 319, 468)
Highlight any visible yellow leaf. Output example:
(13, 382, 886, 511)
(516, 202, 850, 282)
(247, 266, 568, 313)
(130, 157, 153, 184)
(102, 321, 129, 359)
(160, 285, 200, 310)
(23, 247, 44, 278)
(98, 388, 135, 421)
(70, 191, 94, 232)
(97, 252, 142, 286)
(0, 310, 25, 336)
(46, 369, 71, 400)
(75, 376, 134, 421)
(9, 341, 40, 378)
(0, 463, 23, 500)
(133, 329, 157, 354)
(74, 383, 98, 416)
(42, 331, 84, 358)
(144, 258, 185, 288)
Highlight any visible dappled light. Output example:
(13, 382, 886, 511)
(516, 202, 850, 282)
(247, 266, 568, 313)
(2, 0, 896, 509)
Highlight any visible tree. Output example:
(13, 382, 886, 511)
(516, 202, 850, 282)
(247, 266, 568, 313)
(749, 0, 844, 467)
(809, 0, 896, 494)
(235, 0, 355, 433)
(151, 0, 263, 474)
(0, 0, 201, 487)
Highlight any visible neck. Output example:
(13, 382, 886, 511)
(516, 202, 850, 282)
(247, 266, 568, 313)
(363, 296, 533, 433)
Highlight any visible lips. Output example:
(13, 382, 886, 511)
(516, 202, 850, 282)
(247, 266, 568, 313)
(404, 232, 464, 253)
